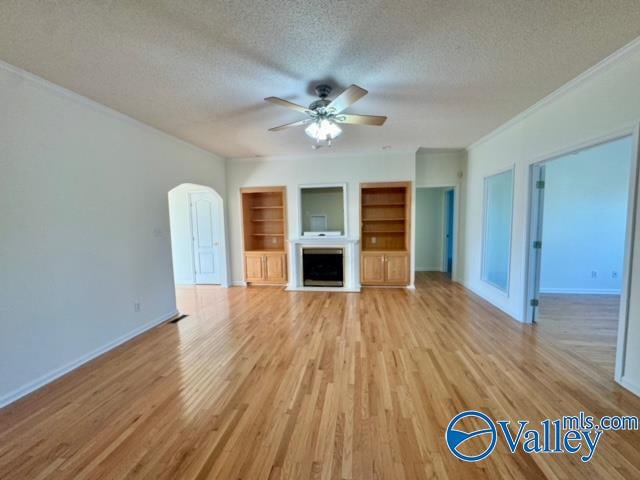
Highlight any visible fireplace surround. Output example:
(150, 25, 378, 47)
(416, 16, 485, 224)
(287, 238, 360, 292)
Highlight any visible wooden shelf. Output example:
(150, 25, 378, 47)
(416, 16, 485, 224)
(362, 248, 409, 253)
(360, 182, 411, 253)
(362, 218, 405, 222)
(242, 187, 287, 254)
(362, 203, 406, 207)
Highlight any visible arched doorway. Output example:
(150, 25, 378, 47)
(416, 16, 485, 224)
(168, 183, 228, 287)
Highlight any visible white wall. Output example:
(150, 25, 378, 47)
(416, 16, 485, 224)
(226, 152, 416, 285)
(540, 137, 632, 294)
(415, 188, 445, 271)
(169, 184, 196, 285)
(415, 149, 466, 186)
(463, 39, 640, 394)
(0, 62, 227, 406)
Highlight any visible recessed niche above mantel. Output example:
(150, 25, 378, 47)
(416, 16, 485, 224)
(299, 184, 347, 238)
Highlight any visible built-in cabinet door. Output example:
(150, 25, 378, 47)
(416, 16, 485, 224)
(245, 253, 264, 282)
(361, 252, 409, 286)
(265, 253, 286, 283)
(385, 252, 409, 285)
(361, 253, 385, 284)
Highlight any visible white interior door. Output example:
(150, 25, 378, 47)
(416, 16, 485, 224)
(190, 192, 221, 284)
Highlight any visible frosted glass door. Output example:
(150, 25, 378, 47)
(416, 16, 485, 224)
(482, 169, 514, 291)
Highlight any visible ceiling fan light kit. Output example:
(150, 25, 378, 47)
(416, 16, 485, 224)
(265, 84, 387, 149)
(305, 118, 342, 145)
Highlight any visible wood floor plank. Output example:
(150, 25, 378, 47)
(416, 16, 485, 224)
(0, 273, 639, 479)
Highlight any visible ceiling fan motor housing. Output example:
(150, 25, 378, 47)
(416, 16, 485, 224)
(310, 84, 333, 111)
(309, 98, 331, 111)
(314, 84, 332, 99)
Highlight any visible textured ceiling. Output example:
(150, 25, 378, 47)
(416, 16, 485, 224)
(1, 1, 639, 158)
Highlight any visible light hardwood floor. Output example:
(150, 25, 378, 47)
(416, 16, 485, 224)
(537, 293, 621, 375)
(0, 273, 638, 479)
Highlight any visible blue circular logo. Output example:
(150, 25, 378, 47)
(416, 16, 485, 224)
(445, 410, 497, 462)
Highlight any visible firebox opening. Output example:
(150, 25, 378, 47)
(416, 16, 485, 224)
(302, 248, 344, 287)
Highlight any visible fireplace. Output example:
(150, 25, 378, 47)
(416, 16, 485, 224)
(302, 248, 344, 287)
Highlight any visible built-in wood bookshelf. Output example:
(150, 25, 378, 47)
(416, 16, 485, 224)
(360, 183, 411, 251)
(360, 182, 411, 285)
(241, 187, 288, 285)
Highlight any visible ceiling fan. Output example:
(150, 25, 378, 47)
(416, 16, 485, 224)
(265, 84, 387, 148)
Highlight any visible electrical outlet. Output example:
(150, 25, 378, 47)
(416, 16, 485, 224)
(134, 302, 141, 313)
(372, 236, 377, 244)
(272, 237, 277, 244)
(591, 271, 597, 279)
(612, 271, 618, 279)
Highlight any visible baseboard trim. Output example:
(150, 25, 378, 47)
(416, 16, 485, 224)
(539, 288, 621, 295)
(0, 310, 178, 409)
(618, 376, 640, 398)
(231, 280, 247, 287)
(415, 266, 443, 272)
(461, 280, 523, 323)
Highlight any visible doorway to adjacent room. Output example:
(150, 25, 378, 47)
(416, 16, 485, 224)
(415, 186, 457, 279)
(525, 134, 636, 376)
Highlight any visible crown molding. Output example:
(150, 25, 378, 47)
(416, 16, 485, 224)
(416, 147, 466, 155)
(229, 148, 417, 163)
(467, 35, 640, 151)
(0, 58, 226, 160)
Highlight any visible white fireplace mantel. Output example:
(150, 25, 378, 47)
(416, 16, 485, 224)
(286, 237, 361, 292)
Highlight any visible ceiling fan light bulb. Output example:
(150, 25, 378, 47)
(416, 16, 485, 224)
(323, 119, 342, 139)
(305, 119, 342, 142)
(305, 122, 318, 139)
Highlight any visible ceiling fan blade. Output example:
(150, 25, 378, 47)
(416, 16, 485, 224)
(335, 114, 387, 126)
(268, 119, 310, 132)
(264, 97, 310, 114)
(327, 85, 368, 114)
